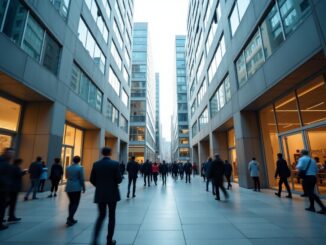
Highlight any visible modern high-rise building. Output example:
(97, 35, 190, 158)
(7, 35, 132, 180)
(187, 0, 326, 194)
(155, 72, 161, 161)
(129, 22, 156, 163)
(0, 0, 133, 187)
(171, 35, 190, 163)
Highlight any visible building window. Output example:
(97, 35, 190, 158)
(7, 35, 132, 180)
(179, 125, 189, 135)
(178, 103, 187, 111)
(120, 114, 128, 133)
(229, 0, 251, 36)
(121, 89, 129, 108)
(129, 126, 145, 142)
(178, 113, 188, 122)
(77, 18, 106, 73)
(197, 79, 207, 106)
(113, 20, 123, 49)
(131, 81, 146, 97)
(123, 66, 129, 83)
(71, 63, 103, 111)
(111, 42, 122, 70)
(49, 0, 70, 20)
(191, 99, 197, 117)
(130, 101, 145, 122)
(179, 138, 189, 145)
(107, 100, 119, 126)
(199, 107, 209, 130)
(42, 34, 61, 74)
(0, 96, 21, 132)
(192, 121, 198, 138)
(245, 30, 264, 77)
(209, 76, 231, 118)
(197, 54, 204, 82)
(101, 0, 111, 19)
(208, 34, 225, 84)
(108, 67, 121, 96)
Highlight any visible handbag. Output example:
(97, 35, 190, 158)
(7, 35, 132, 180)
(298, 158, 311, 179)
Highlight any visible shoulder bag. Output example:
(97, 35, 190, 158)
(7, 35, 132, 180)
(298, 158, 311, 179)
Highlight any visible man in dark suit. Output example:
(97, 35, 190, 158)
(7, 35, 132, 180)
(275, 153, 292, 198)
(184, 161, 192, 183)
(159, 161, 168, 185)
(143, 160, 151, 187)
(126, 156, 139, 198)
(211, 154, 229, 201)
(91, 147, 122, 245)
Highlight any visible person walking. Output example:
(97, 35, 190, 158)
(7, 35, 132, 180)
(126, 156, 139, 198)
(248, 157, 260, 192)
(119, 161, 126, 177)
(210, 154, 229, 201)
(172, 162, 178, 180)
(48, 158, 63, 198)
(224, 160, 233, 190)
(178, 163, 184, 180)
(0, 148, 15, 231)
(274, 153, 292, 198)
(65, 156, 85, 226)
(38, 161, 48, 192)
(205, 158, 215, 195)
(91, 147, 122, 245)
(24, 156, 43, 201)
(184, 161, 192, 183)
(7, 158, 26, 223)
(201, 162, 206, 181)
(152, 162, 159, 185)
(143, 160, 151, 187)
(159, 160, 168, 186)
(296, 149, 326, 214)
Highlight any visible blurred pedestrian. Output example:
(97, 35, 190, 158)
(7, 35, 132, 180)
(48, 158, 63, 198)
(211, 154, 228, 201)
(143, 160, 151, 187)
(184, 161, 192, 183)
(248, 157, 260, 192)
(38, 161, 48, 192)
(159, 161, 168, 186)
(224, 160, 233, 190)
(274, 153, 292, 198)
(127, 156, 139, 198)
(24, 156, 43, 201)
(152, 162, 159, 185)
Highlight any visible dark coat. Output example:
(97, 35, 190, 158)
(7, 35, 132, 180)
(49, 164, 63, 181)
(224, 163, 233, 176)
(90, 157, 122, 203)
(10, 165, 25, 192)
(184, 163, 192, 174)
(159, 164, 168, 174)
(210, 157, 225, 183)
(275, 159, 291, 178)
(143, 161, 152, 174)
(28, 161, 43, 179)
(0, 157, 12, 192)
(205, 160, 212, 178)
(127, 160, 139, 178)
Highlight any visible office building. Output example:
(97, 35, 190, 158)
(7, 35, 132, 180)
(0, 0, 133, 187)
(187, 0, 326, 193)
(129, 22, 156, 163)
(155, 72, 161, 161)
(171, 35, 191, 163)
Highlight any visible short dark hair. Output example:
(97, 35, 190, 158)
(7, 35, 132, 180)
(36, 156, 42, 161)
(101, 147, 111, 156)
(131, 156, 135, 160)
(13, 158, 23, 165)
(252, 157, 256, 160)
(277, 153, 283, 158)
(54, 158, 61, 164)
(73, 156, 81, 163)
(301, 149, 309, 155)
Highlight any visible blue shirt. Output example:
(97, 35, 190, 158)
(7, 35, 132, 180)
(296, 155, 318, 176)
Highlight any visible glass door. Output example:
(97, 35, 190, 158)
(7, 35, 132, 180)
(61, 146, 73, 181)
(281, 132, 305, 191)
(230, 148, 238, 183)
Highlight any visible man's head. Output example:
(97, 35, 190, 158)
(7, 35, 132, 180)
(36, 156, 42, 162)
(13, 158, 23, 166)
(277, 153, 283, 159)
(214, 153, 220, 159)
(163, 160, 166, 164)
(131, 156, 135, 161)
(2, 147, 15, 160)
(54, 158, 61, 164)
(101, 147, 111, 157)
(252, 157, 256, 161)
(73, 156, 81, 164)
(301, 149, 309, 156)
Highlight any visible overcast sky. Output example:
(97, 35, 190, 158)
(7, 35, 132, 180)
(133, 0, 188, 141)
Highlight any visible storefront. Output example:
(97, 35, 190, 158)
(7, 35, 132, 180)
(227, 128, 238, 182)
(0, 96, 21, 154)
(260, 75, 326, 194)
(61, 124, 83, 179)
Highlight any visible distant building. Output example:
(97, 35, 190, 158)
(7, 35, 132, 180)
(155, 73, 161, 161)
(129, 22, 156, 163)
(171, 36, 190, 163)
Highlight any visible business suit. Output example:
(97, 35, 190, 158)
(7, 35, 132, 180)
(184, 162, 192, 183)
(274, 158, 292, 197)
(90, 157, 122, 245)
(159, 163, 168, 185)
(211, 156, 228, 201)
(65, 164, 85, 223)
(127, 160, 139, 197)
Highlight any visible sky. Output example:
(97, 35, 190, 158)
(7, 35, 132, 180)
(133, 0, 189, 141)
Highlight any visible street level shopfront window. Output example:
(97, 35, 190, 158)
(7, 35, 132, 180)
(227, 128, 238, 182)
(0, 97, 21, 154)
(260, 75, 326, 194)
(61, 124, 83, 179)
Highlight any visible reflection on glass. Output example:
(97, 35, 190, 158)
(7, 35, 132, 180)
(74, 129, 83, 157)
(230, 149, 238, 182)
(275, 92, 301, 133)
(307, 127, 326, 194)
(0, 97, 21, 132)
(297, 76, 326, 126)
(245, 30, 264, 77)
(0, 0, 9, 27)
(64, 125, 75, 146)
(0, 134, 12, 154)
(228, 128, 236, 148)
(260, 105, 280, 187)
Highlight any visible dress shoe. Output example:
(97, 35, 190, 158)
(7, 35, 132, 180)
(107, 240, 116, 245)
(274, 192, 281, 198)
(305, 207, 316, 212)
(127, 193, 130, 198)
(286, 195, 292, 199)
(132, 194, 136, 198)
(7, 217, 21, 222)
(317, 209, 326, 215)
(48, 194, 53, 198)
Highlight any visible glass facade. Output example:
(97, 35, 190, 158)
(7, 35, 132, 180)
(209, 76, 231, 118)
(108, 67, 121, 96)
(107, 100, 119, 127)
(260, 75, 326, 194)
(229, 0, 251, 36)
(208, 35, 225, 84)
(49, 0, 70, 20)
(199, 107, 208, 130)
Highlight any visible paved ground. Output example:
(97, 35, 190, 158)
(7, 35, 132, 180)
(0, 175, 325, 245)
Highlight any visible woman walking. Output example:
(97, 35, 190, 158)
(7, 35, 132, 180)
(152, 162, 159, 185)
(38, 161, 48, 192)
(48, 158, 63, 197)
(65, 156, 85, 226)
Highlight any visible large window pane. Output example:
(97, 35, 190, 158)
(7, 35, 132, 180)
(3, 0, 27, 45)
(0, 0, 9, 27)
(0, 97, 21, 132)
(77, 18, 87, 46)
(64, 125, 75, 146)
(42, 34, 60, 74)
(229, 6, 239, 36)
(245, 31, 264, 77)
(275, 92, 301, 133)
(236, 53, 247, 87)
(278, 0, 310, 35)
(210, 91, 219, 118)
(297, 76, 326, 126)
(199, 108, 208, 130)
(237, 0, 250, 19)
(80, 73, 90, 101)
(260, 4, 284, 58)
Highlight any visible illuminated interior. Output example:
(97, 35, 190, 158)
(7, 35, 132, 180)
(228, 128, 238, 182)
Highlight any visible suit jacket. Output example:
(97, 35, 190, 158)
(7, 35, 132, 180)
(65, 164, 85, 192)
(211, 157, 225, 182)
(90, 157, 122, 203)
(275, 159, 290, 178)
(127, 160, 139, 177)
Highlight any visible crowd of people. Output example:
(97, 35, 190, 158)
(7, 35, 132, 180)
(1, 147, 326, 244)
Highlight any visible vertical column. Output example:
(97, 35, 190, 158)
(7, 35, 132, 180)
(199, 140, 210, 168)
(210, 131, 228, 160)
(233, 111, 266, 188)
(119, 140, 128, 164)
(106, 137, 120, 161)
(19, 101, 66, 190)
(83, 128, 104, 180)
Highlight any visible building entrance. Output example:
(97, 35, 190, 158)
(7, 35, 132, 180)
(61, 146, 73, 181)
(0, 133, 13, 154)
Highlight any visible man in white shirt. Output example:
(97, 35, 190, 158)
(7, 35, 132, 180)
(296, 149, 326, 215)
(248, 157, 260, 192)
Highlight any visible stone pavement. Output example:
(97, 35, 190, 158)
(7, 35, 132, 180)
(0, 175, 325, 245)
